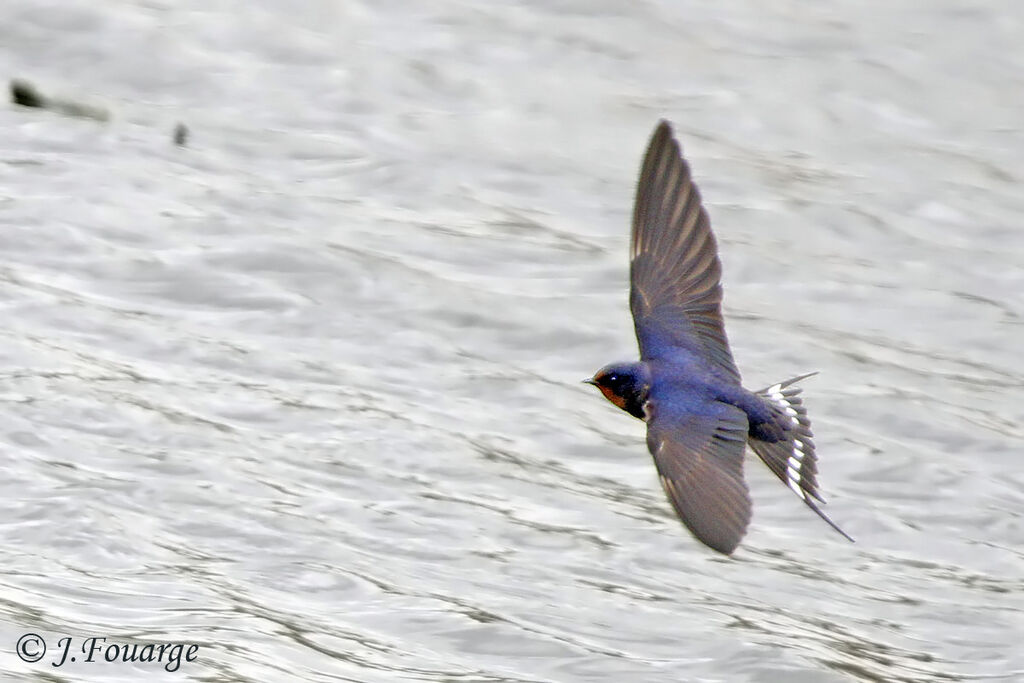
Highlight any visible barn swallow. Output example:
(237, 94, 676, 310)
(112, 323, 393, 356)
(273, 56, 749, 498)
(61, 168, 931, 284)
(586, 120, 853, 555)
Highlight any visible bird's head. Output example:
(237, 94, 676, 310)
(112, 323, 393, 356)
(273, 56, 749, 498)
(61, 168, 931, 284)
(584, 362, 650, 419)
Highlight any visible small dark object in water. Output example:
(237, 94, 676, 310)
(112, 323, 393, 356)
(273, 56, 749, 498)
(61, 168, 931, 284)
(173, 123, 189, 146)
(10, 79, 45, 108)
(8, 78, 109, 121)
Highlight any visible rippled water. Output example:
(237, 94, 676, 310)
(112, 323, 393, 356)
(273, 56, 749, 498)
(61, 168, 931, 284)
(1, 1, 1022, 681)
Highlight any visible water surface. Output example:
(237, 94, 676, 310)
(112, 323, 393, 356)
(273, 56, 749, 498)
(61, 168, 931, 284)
(1, 1, 1022, 681)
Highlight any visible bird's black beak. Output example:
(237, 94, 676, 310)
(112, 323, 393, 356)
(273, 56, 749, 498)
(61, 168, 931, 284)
(582, 378, 597, 386)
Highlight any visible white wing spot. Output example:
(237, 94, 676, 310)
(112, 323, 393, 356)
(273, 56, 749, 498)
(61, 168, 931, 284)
(786, 473, 807, 500)
(786, 439, 807, 501)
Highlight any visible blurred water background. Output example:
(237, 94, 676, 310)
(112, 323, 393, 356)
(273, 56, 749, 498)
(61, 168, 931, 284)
(1, 1, 1022, 681)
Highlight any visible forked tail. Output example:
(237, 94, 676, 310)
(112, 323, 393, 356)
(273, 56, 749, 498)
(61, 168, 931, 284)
(750, 373, 854, 543)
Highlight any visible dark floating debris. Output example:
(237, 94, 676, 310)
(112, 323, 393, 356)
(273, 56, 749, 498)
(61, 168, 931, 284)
(10, 79, 44, 108)
(173, 122, 189, 146)
(9, 78, 110, 122)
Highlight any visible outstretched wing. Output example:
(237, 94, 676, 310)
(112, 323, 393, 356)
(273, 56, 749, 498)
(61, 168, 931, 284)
(646, 400, 751, 555)
(630, 120, 740, 382)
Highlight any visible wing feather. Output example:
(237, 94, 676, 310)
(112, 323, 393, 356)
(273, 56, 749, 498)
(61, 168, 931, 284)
(646, 401, 751, 554)
(630, 121, 740, 382)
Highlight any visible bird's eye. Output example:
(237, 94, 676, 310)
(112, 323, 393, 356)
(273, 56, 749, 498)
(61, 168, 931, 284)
(607, 374, 619, 383)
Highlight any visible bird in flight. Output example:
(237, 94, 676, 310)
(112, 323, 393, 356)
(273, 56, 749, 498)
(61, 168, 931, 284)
(586, 120, 853, 555)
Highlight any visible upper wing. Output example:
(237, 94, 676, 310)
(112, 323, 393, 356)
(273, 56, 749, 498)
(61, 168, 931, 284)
(630, 120, 740, 382)
(646, 400, 751, 555)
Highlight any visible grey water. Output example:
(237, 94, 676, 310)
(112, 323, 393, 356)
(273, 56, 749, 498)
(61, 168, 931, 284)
(1, 1, 1022, 681)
